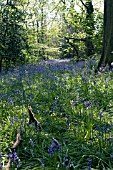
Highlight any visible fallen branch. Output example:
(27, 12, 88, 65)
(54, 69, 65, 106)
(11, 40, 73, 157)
(6, 160, 11, 170)
(28, 106, 40, 128)
(13, 128, 21, 149)
(6, 128, 21, 170)
(6, 106, 40, 170)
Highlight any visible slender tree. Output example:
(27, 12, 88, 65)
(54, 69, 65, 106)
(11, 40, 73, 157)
(80, 0, 94, 56)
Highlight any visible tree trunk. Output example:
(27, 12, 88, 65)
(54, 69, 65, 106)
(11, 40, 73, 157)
(96, 0, 113, 71)
(80, 0, 94, 56)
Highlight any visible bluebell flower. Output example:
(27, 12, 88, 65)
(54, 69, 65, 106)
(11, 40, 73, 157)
(82, 77, 86, 81)
(37, 158, 45, 167)
(22, 113, 27, 117)
(2, 122, 4, 130)
(48, 145, 56, 154)
(48, 138, 61, 155)
(12, 149, 18, 160)
(73, 129, 76, 135)
(110, 153, 113, 158)
(14, 116, 18, 122)
(62, 157, 69, 168)
(52, 137, 59, 145)
(98, 110, 103, 118)
(87, 159, 92, 166)
(69, 161, 74, 169)
(8, 96, 13, 105)
(21, 118, 24, 124)
(0, 152, 2, 159)
(37, 122, 41, 127)
(0, 163, 3, 169)
(87, 159, 92, 170)
(29, 139, 34, 147)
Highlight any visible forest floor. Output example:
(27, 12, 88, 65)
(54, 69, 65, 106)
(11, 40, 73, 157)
(0, 58, 113, 170)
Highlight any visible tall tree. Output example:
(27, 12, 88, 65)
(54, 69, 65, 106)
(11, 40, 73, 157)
(96, 0, 113, 71)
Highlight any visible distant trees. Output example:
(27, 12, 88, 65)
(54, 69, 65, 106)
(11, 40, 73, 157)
(96, 0, 113, 71)
(0, 1, 29, 71)
(0, 0, 104, 71)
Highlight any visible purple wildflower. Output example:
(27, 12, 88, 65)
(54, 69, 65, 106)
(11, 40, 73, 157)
(12, 149, 18, 160)
(87, 159, 92, 166)
(0, 152, 2, 158)
(22, 113, 27, 117)
(48, 138, 61, 155)
(14, 116, 18, 122)
(53, 137, 59, 145)
(87, 159, 92, 170)
(0, 163, 3, 169)
(8, 96, 13, 105)
(37, 121, 41, 127)
(110, 153, 113, 158)
(62, 157, 68, 166)
(37, 158, 45, 167)
(29, 139, 34, 147)
(98, 110, 103, 118)
(69, 161, 74, 169)
(2, 122, 4, 130)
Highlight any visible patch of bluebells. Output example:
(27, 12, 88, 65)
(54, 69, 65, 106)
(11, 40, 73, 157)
(48, 138, 61, 156)
(0, 59, 113, 169)
(6, 149, 22, 168)
(62, 157, 74, 169)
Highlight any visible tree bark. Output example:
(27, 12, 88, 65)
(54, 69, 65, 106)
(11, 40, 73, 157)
(80, 0, 94, 56)
(96, 0, 113, 71)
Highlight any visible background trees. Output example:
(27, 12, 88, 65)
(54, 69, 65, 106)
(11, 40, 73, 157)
(59, 0, 103, 60)
(0, 0, 104, 71)
(0, 0, 29, 71)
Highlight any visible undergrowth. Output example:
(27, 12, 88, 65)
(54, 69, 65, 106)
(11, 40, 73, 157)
(0, 60, 113, 169)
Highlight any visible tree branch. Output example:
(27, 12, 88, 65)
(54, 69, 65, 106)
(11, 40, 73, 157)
(65, 37, 86, 42)
(65, 37, 79, 58)
(79, 0, 88, 10)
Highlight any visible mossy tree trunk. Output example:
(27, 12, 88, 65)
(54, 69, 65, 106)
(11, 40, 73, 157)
(97, 0, 113, 70)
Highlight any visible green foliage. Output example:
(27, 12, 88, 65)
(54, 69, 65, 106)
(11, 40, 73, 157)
(59, 1, 103, 60)
(0, 2, 30, 70)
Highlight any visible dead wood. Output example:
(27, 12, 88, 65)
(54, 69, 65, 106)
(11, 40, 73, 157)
(28, 106, 40, 128)
(6, 128, 21, 170)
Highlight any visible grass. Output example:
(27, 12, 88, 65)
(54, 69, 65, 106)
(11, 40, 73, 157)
(0, 59, 113, 169)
